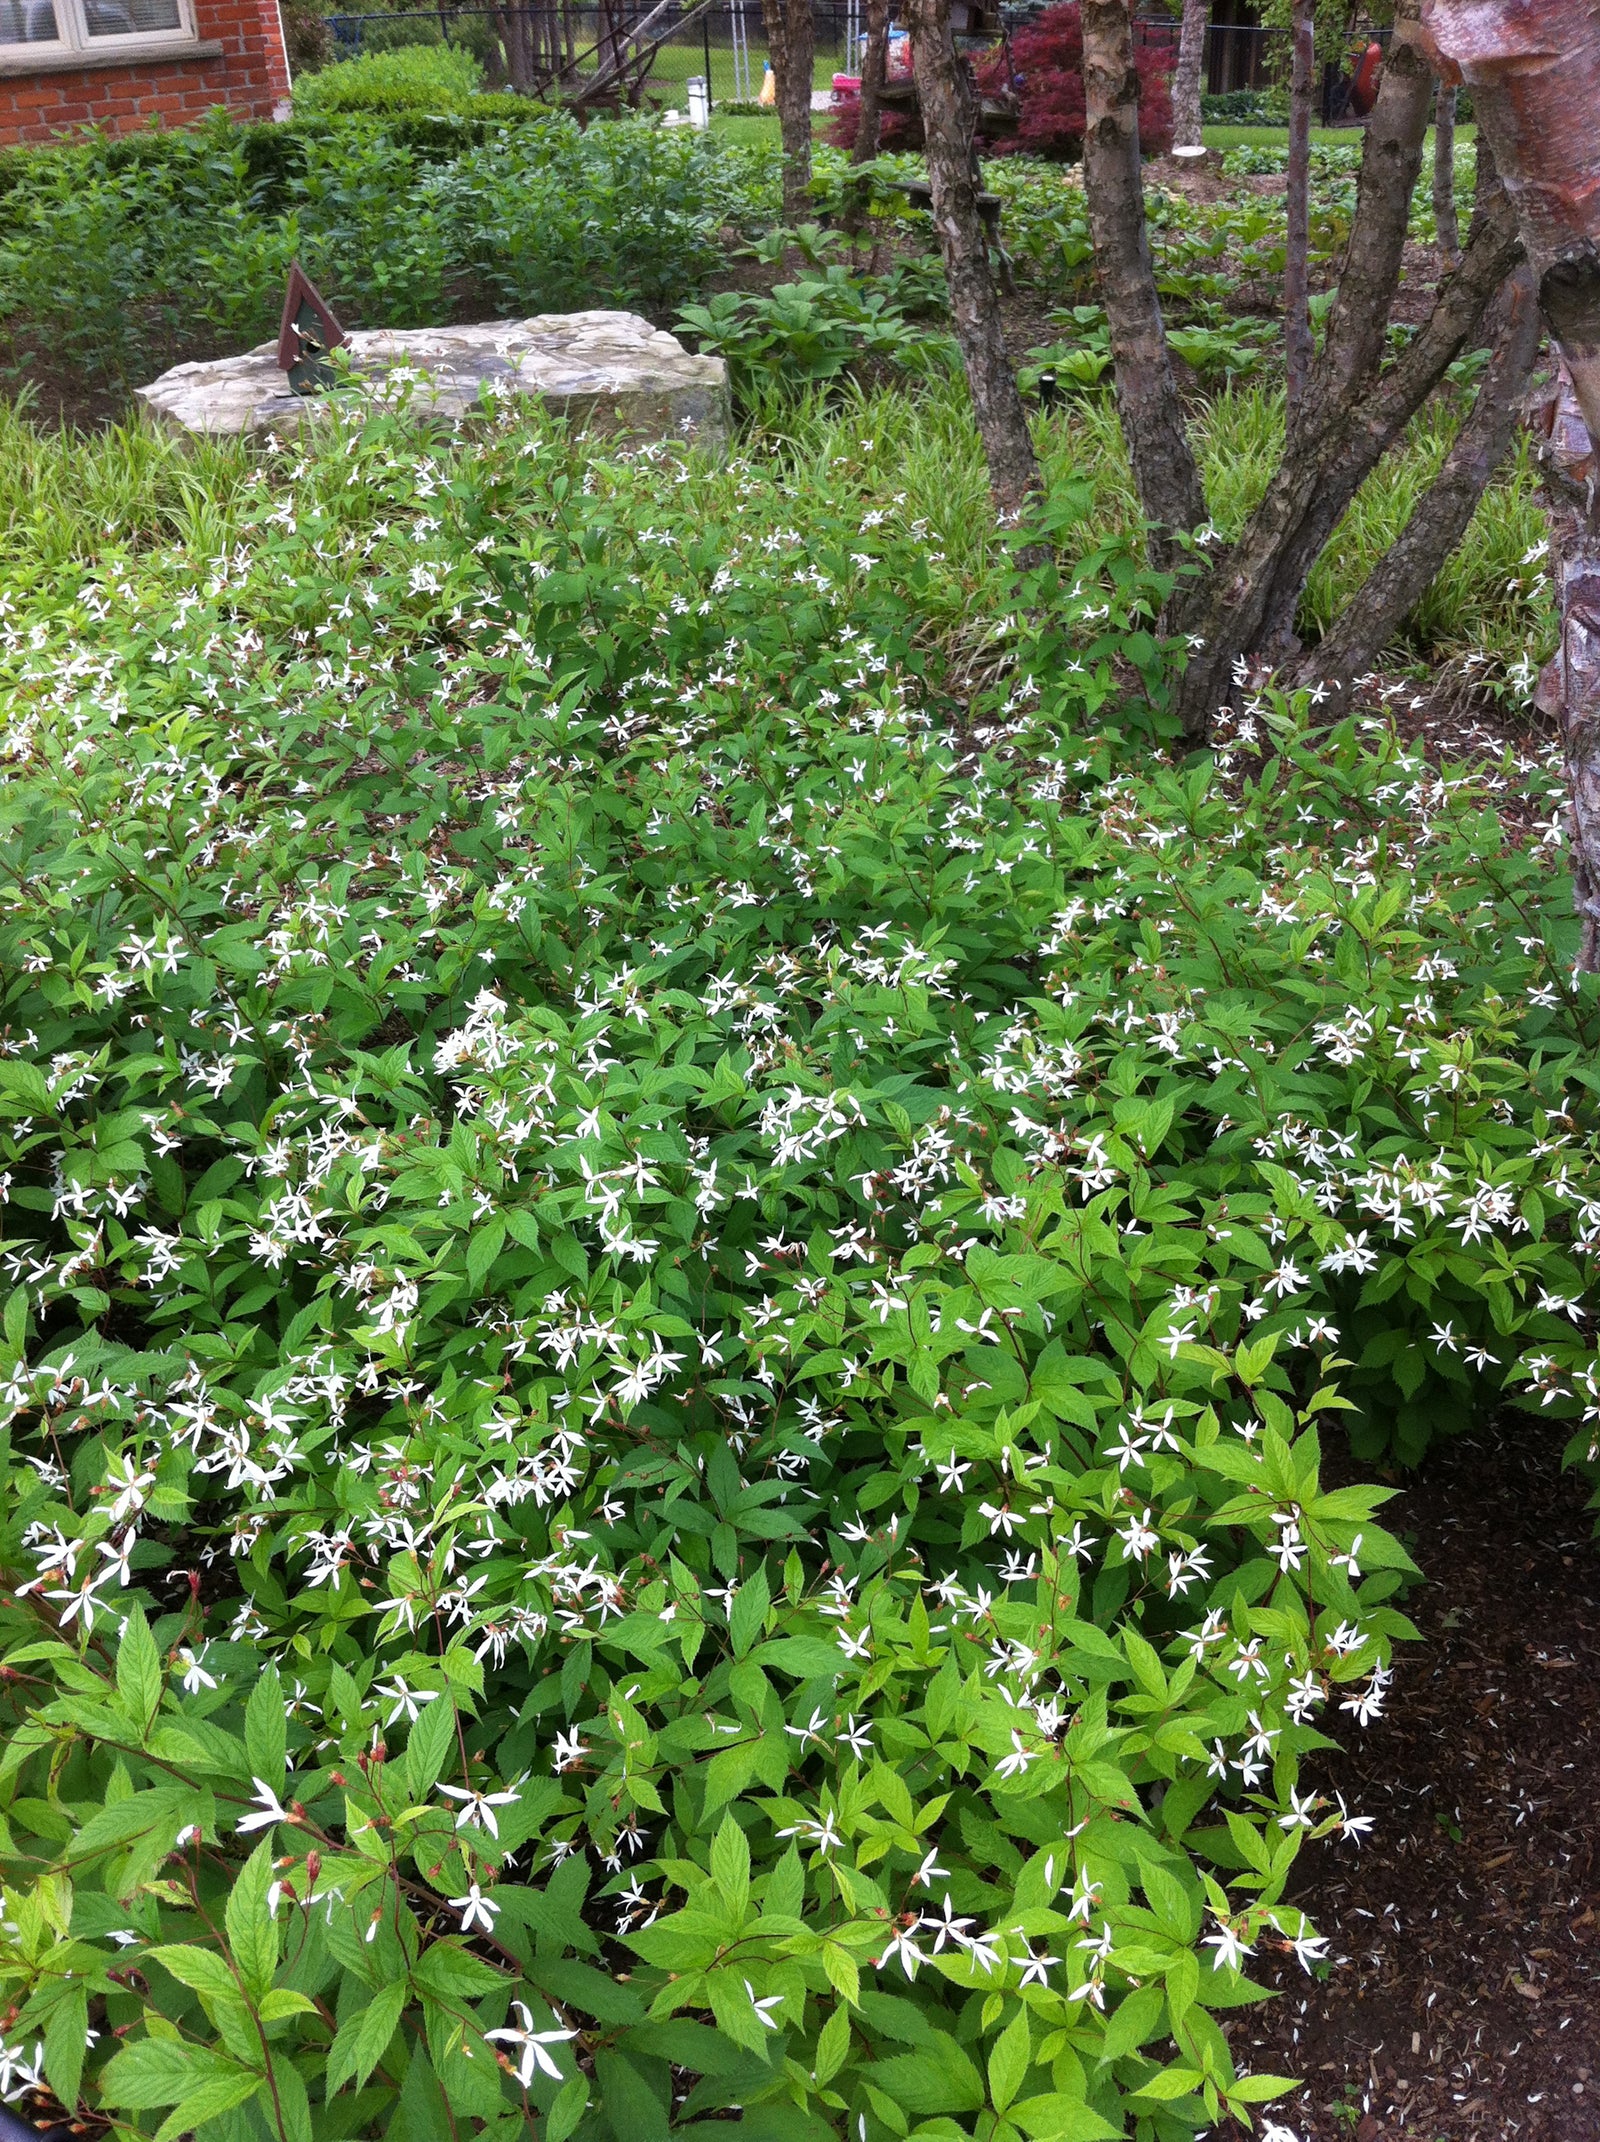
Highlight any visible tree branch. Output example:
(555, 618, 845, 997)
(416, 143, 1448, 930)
(1292, 262, 1541, 697)
(1306, 0, 1433, 422)
(1169, 164, 1522, 733)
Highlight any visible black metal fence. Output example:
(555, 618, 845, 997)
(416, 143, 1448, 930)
(323, 1, 871, 104)
(317, 4, 1386, 117)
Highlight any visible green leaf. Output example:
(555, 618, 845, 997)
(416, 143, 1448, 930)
(466, 1214, 506, 1293)
(115, 1606, 163, 1734)
(147, 1943, 246, 2008)
(987, 2004, 1030, 2114)
(244, 1664, 286, 1789)
(328, 1978, 408, 2094)
(729, 1567, 771, 1658)
(1100, 1982, 1164, 2062)
(42, 1981, 87, 2114)
(153, 2066, 264, 2142)
(547, 2074, 590, 2142)
(1129, 2064, 1204, 2101)
(597, 2049, 669, 2142)
(710, 1811, 750, 1921)
(100, 2038, 256, 2112)
(267, 2046, 315, 2142)
(1008, 2096, 1120, 2139)
(405, 1689, 458, 1801)
(814, 2003, 851, 2087)
(225, 1839, 280, 2004)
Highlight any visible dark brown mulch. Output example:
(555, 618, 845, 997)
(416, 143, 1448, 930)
(1221, 1422, 1600, 2142)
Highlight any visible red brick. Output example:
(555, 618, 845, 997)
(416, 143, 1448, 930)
(0, 0, 288, 145)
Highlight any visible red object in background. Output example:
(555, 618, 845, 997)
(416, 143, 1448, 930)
(832, 71, 861, 97)
(1349, 41, 1383, 117)
(977, 0, 1173, 159)
(828, 0, 1174, 159)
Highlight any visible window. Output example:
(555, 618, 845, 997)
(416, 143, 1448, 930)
(0, 0, 191, 56)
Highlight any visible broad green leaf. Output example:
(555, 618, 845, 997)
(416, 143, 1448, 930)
(405, 1691, 458, 1801)
(224, 1840, 280, 2004)
(244, 1665, 286, 1790)
(115, 1606, 163, 1734)
(710, 1811, 750, 1920)
(987, 2004, 1030, 2114)
(327, 1978, 408, 2095)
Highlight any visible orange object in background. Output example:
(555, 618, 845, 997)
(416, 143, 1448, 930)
(1349, 41, 1383, 117)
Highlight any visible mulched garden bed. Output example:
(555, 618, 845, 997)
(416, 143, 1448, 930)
(1222, 1422, 1600, 2142)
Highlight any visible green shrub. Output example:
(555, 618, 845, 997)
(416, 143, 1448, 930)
(1199, 89, 1271, 124)
(677, 265, 951, 398)
(0, 387, 1593, 2142)
(292, 40, 486, 114)
(0, 114, 779, 377)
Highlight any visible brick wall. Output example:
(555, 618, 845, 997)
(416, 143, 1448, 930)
(0, 0, 289, 145)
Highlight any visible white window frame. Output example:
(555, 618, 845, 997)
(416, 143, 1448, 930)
(0, 0, 197, 62)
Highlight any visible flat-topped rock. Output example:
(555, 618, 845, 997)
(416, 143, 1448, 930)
(135, 311, 729, 455)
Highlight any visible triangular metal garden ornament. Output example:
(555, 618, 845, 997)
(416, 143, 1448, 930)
(276, 263, 348, 396)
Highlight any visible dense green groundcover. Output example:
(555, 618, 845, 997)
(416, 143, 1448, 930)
(0, 392, 1596, 2142)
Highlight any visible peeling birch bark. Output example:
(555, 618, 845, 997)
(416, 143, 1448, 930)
(1421, 0, 1600, 444)
(1531, 375, 1600, 971)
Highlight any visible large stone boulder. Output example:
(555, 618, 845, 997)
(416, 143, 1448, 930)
(136, 311, 730, 456)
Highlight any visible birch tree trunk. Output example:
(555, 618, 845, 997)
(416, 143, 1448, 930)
(907, 0, 1043, 535)
(1080, 0, 1206, 577)
(1171, 0, 1208, 154)
(1433, 80, 1460, 268)
(1285, 0, 1316, 424)
(761, 0, 816, 224)
(1422, 0, 1600, 967)
(852, 0, 890, 165)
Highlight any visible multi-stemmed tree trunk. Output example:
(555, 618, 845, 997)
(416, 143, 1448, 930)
(1170, 0, 1208, 154)
(1420, 0, 1600, 967)
(908, 0, 1043, 533)
(761, 0, 816, 223)
(852, 0, 891, 165)
(1078, 0, 1530, 737)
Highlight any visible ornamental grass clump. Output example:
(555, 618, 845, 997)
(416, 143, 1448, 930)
(0, 393, 1593, 2142)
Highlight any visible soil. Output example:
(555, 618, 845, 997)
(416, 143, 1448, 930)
(1220, 1421, 1600, 2142)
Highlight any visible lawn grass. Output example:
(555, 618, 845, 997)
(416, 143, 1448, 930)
(1201, 121, 1478, 151)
